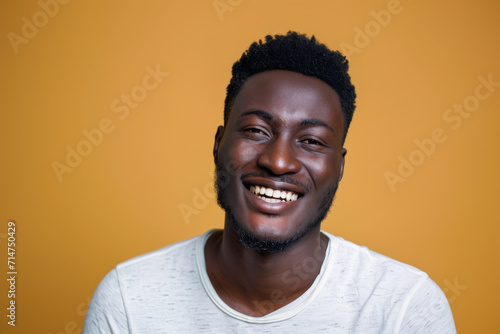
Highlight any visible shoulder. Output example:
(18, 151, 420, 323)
(83, 268, 128, 333)
(115, 233, 202, 278)
(83, 232, 209, 333)
(324, 231, 429, 288)
(321, 231, 456, 333)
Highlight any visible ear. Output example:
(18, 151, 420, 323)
(338, 148, 347, 182)
(213, 126, 225, 164)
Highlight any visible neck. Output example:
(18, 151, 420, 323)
(205, 219, 328, 316)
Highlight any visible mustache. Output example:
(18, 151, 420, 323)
(240, 172, 311, 193)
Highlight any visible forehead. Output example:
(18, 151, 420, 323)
(230, 70, 344, 132)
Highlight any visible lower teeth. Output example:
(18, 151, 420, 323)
(258, 195, 286, 203)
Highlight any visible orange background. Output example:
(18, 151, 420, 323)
(1, 0, 499, 333)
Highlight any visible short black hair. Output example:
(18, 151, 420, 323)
(224, 31, 356, 142)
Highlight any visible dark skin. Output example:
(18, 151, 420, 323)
(206, 70, 346, 317)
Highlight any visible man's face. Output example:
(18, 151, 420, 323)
(214, 70, 346, 252)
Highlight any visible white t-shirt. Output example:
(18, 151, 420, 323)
(83, 230, 456, 333)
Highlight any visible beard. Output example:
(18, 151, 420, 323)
(214, 162, 339, 254)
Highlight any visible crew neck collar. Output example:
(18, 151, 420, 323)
(195, 229, 338, 323)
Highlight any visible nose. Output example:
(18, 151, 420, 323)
(256, 136, 301, 175)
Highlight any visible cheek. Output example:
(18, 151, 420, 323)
(219, 140, 258, 166)
(236, 143, 260, 161)
(303, 156, 340, 185)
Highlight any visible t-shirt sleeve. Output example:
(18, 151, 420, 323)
(397, 276, 456, 334)
(83, 269, 130, 334)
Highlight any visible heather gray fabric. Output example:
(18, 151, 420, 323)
(83, 230, 456, 333)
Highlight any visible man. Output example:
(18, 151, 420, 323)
(84, 32, 456, 333)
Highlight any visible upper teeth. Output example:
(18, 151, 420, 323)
(249, 185, 299, 203)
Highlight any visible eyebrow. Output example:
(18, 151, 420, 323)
(240, 110, 335, 132)
(299, 118, 335, 132)
(240, 110, 273, 121)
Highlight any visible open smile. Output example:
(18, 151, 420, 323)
(248, 185, 299, 203)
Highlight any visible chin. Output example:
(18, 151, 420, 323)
(214, 164, 339, 253)
(226, 207, 320, 254)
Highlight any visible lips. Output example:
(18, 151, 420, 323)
(249, 185, 300, 203)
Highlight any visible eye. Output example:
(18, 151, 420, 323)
(241, 126, 270, 140)
(246, 128, 265, 134)
(301, 138, 323, 146)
